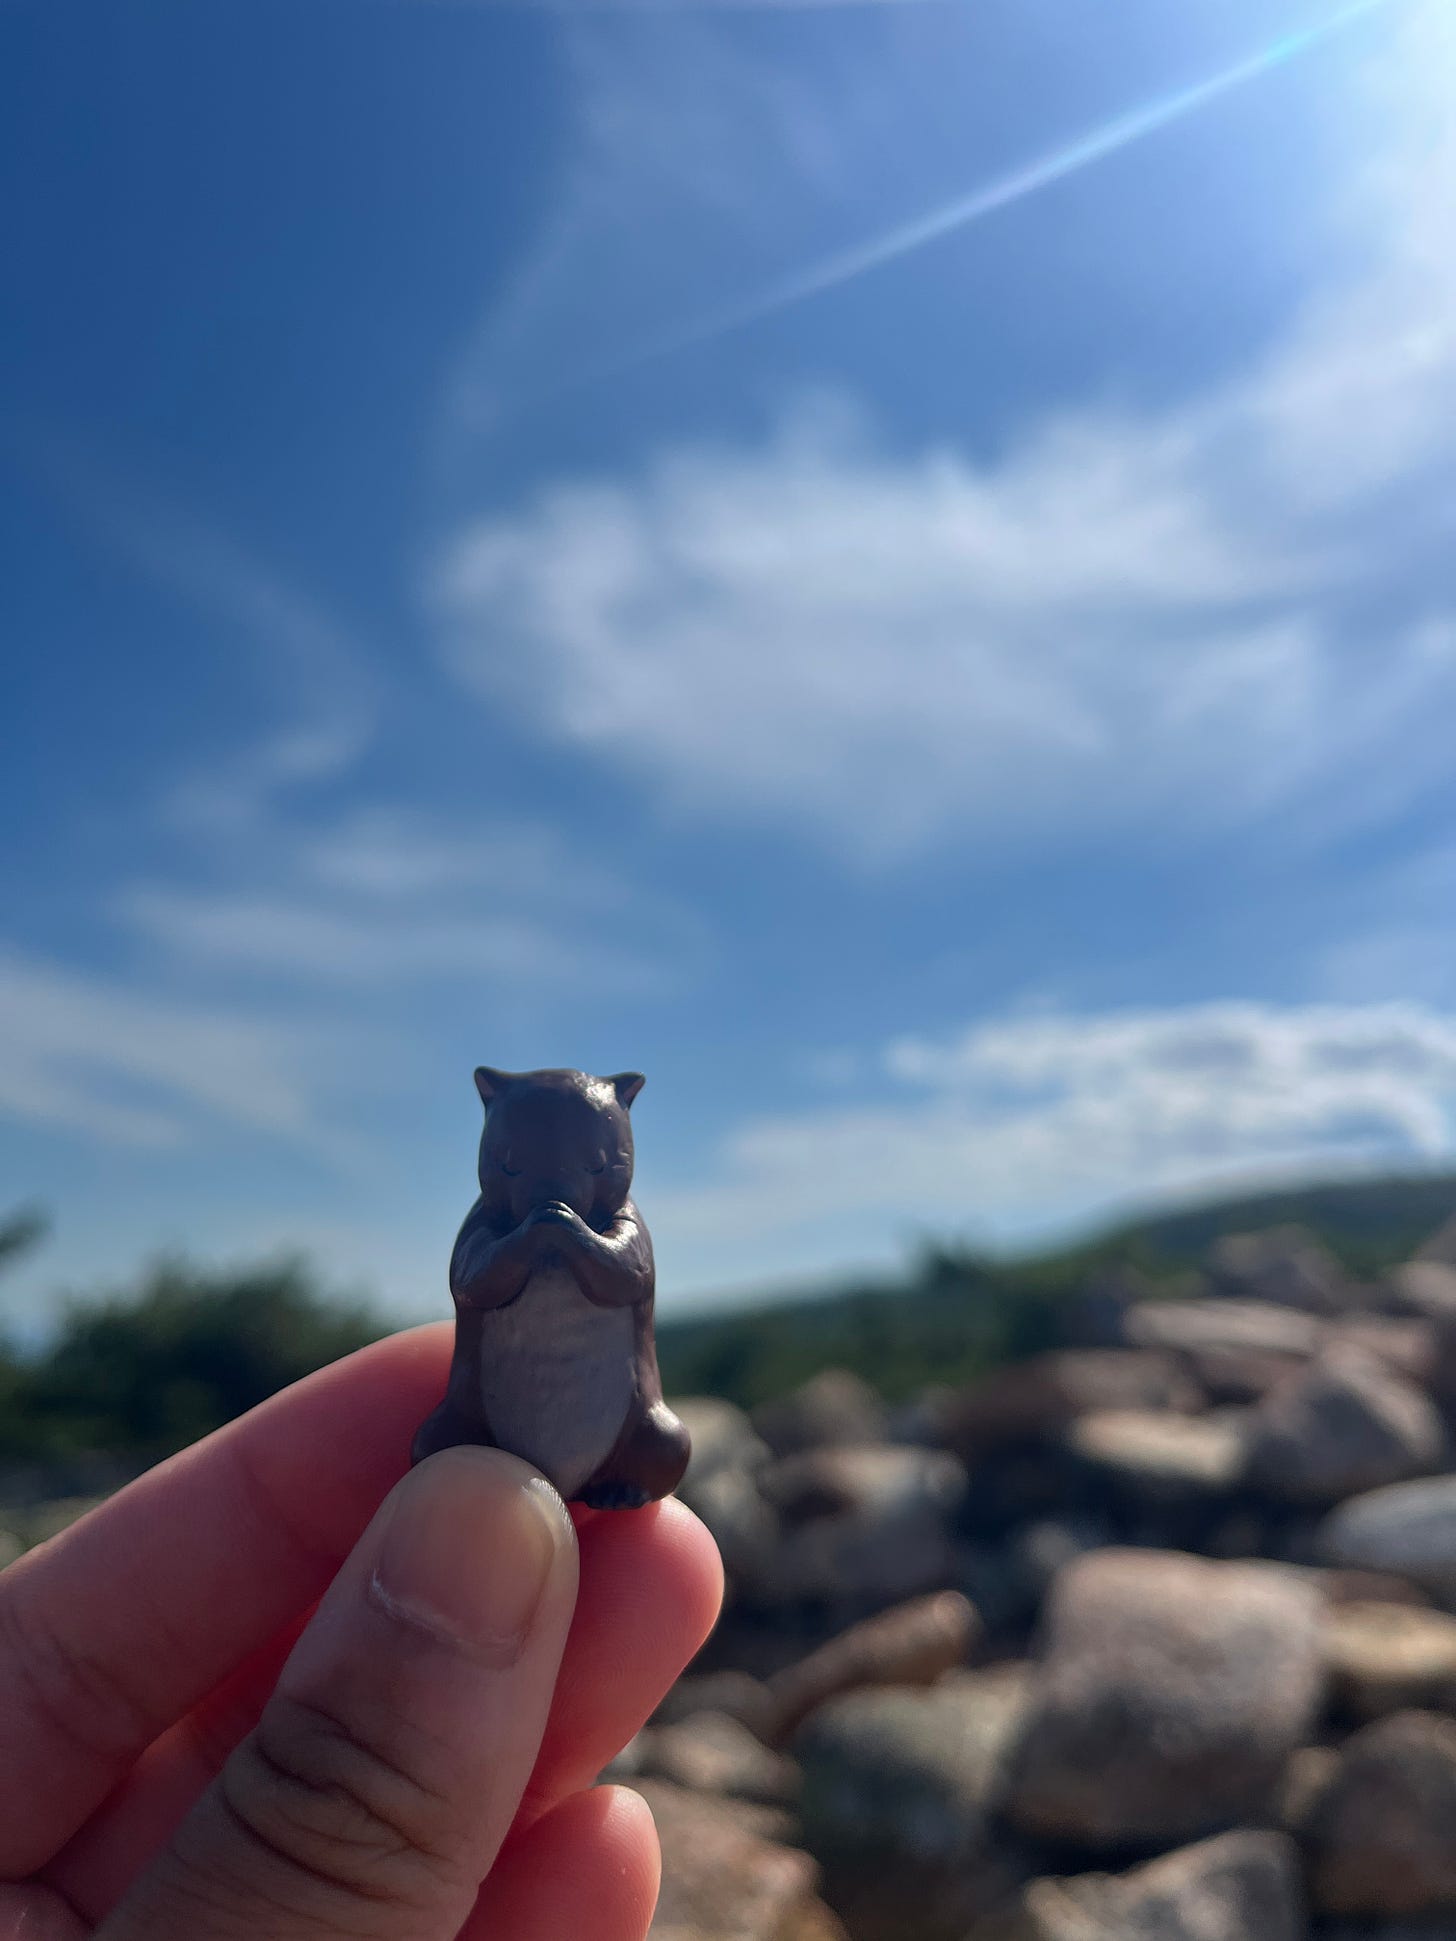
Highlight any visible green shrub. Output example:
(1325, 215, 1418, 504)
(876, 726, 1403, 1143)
(7, 1255, 386, 1460)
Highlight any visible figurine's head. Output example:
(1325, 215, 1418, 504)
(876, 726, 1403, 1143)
(473, 1066, 642, 1226)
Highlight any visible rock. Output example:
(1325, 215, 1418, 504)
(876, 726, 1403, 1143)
(641, 1779, 824, 1941)
(1245, 1348, 1443, 1506)
(1204, 1508, 1277, 1559)
(954, 1540, 1043, 1635)
(939, 1350, 1204, 1459)
(1066, 1407, 1247, 1502)
(1265, 1563, 1433, 1608)
(1327, 1317, 1438, 1385)
(1320, 1927, 1456, 1940)
(756, 1447, 966, 1612)
(751, 1371, 888, 1459)
(1182, 1348, 1312, 1407)
(1386, 1259, 1456, 1319)
(1326, 1601, 1456, 1721)
(1004, 1549, 1324, 1848)
(764, 1590, 978, 1741)
(676, 1397, 771, 1483)
(1060, 1265, 1152, 1349)
(653, 1671, 778, 1740)
(681, 1463, 781, 1600)
(1306, 1711, 1456, 1917)
(1209, 1226, 1350, 1315)
(968, 1830, 1305, 1941)
(779, 1902, 850, 1941)
(958, 1450, 1082, 1540)
(675, 1396, 782, 1608)
(1125, 1300, 1321, 1402)
(1277, 1744, 1339, 1836)
(795, 1667, 1035, 1941)
(1377, 1268, 1456, 1401)
(1321, 1476, 1456, 1607)
(887, 1385, 957, 1447)
(621, 1712, 801, 1808)
(1013, 1516, 1108, 1585)
(1417, 1214, 1456, 1267)
(1128, 1297, 1322, 1359)
(1321, 1569, 1434, 1606)
(1000, 1515, 1111, 1620)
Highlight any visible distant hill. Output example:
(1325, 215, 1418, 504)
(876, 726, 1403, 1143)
(5, 1172, 1454, 1462)
(1094, 1170, 1456, 1275)
(655, 1170, 1456, 1410)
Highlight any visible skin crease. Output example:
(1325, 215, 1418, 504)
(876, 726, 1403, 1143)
(0, 1325, 723, 1941)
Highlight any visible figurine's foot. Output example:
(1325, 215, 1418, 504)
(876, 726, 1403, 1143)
(577, 1478, 653, 1511)
(577, 1401, 692, 1509)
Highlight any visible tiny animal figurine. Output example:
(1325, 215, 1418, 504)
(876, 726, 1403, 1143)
(412, 1066, 691, 1508)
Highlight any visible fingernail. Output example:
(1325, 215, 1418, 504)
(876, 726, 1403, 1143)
(370, 1449, 571, 1662)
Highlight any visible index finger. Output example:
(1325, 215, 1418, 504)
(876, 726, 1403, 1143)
(0, 1323, 454, 1877)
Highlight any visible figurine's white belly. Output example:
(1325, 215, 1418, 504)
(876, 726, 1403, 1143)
(478, 1265, 636, 1499)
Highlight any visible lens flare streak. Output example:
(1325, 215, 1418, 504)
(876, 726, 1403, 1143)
(601, 0, 1403, 375)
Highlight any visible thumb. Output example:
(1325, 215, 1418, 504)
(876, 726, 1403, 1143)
(97, 1446, 578, 1941)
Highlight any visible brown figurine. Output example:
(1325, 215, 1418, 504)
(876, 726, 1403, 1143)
(412, 1066, 691, 1508)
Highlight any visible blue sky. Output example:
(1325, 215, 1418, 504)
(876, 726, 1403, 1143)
(2, 0, 1454, 1334)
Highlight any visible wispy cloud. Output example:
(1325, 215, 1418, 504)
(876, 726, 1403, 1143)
(0, 799, 685, 1172)
(447, 0, 1436, 430)
(118, 805, 691, 994)
(298, 806, 655, 916)
(401, 0, 964, 12)
(435, 6, 1456, 863)
(552, 0, 1404, 385)
(28, 431, 372, 691)
(0, 949, 342, 1151)
(652, 1001, 1456, 1279)
(446, 8, 927, 431)
(25, 429, 377, 828)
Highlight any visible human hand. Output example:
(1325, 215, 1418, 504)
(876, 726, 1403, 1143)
(0, 1325, 722, 1939)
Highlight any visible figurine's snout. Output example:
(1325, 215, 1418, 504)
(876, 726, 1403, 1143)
(527, 1175, 593, 1219)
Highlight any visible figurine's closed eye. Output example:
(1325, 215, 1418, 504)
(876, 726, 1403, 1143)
(500, 1153, 523, 1178)
(587, 1149, 607, 1175)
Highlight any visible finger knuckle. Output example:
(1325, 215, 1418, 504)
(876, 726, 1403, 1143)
(0, 1575, 156, 1766)
(217, 1692, 464, 1917)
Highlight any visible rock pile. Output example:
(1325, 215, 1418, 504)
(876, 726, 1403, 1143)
(633, 1221, 1456, 1939)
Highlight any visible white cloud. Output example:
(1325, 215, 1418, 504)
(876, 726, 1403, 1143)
(119, 806, 689, 993)
(653, 1001, 1456, 1273)
(298, 806, 646, 914)
(446, 11, 916, 429)
(435, 7, 1456, 862)
(0, 950, 342, 1151)
(119, 887, 656, 991)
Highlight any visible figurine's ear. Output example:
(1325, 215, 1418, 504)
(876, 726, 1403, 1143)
(474, 1066, 514, 1105)
(608, 1071, 645, 1109)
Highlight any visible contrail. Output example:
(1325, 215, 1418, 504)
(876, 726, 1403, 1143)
(398, 0, 998, 13)
(583, 0, 1400, 379)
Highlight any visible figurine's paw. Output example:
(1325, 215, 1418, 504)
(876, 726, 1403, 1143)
(577, 1479, 653, 1511)
(528, 1200, 576, 1222)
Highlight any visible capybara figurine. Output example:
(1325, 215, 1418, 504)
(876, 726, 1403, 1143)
(412, 1066, 690, 1508)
